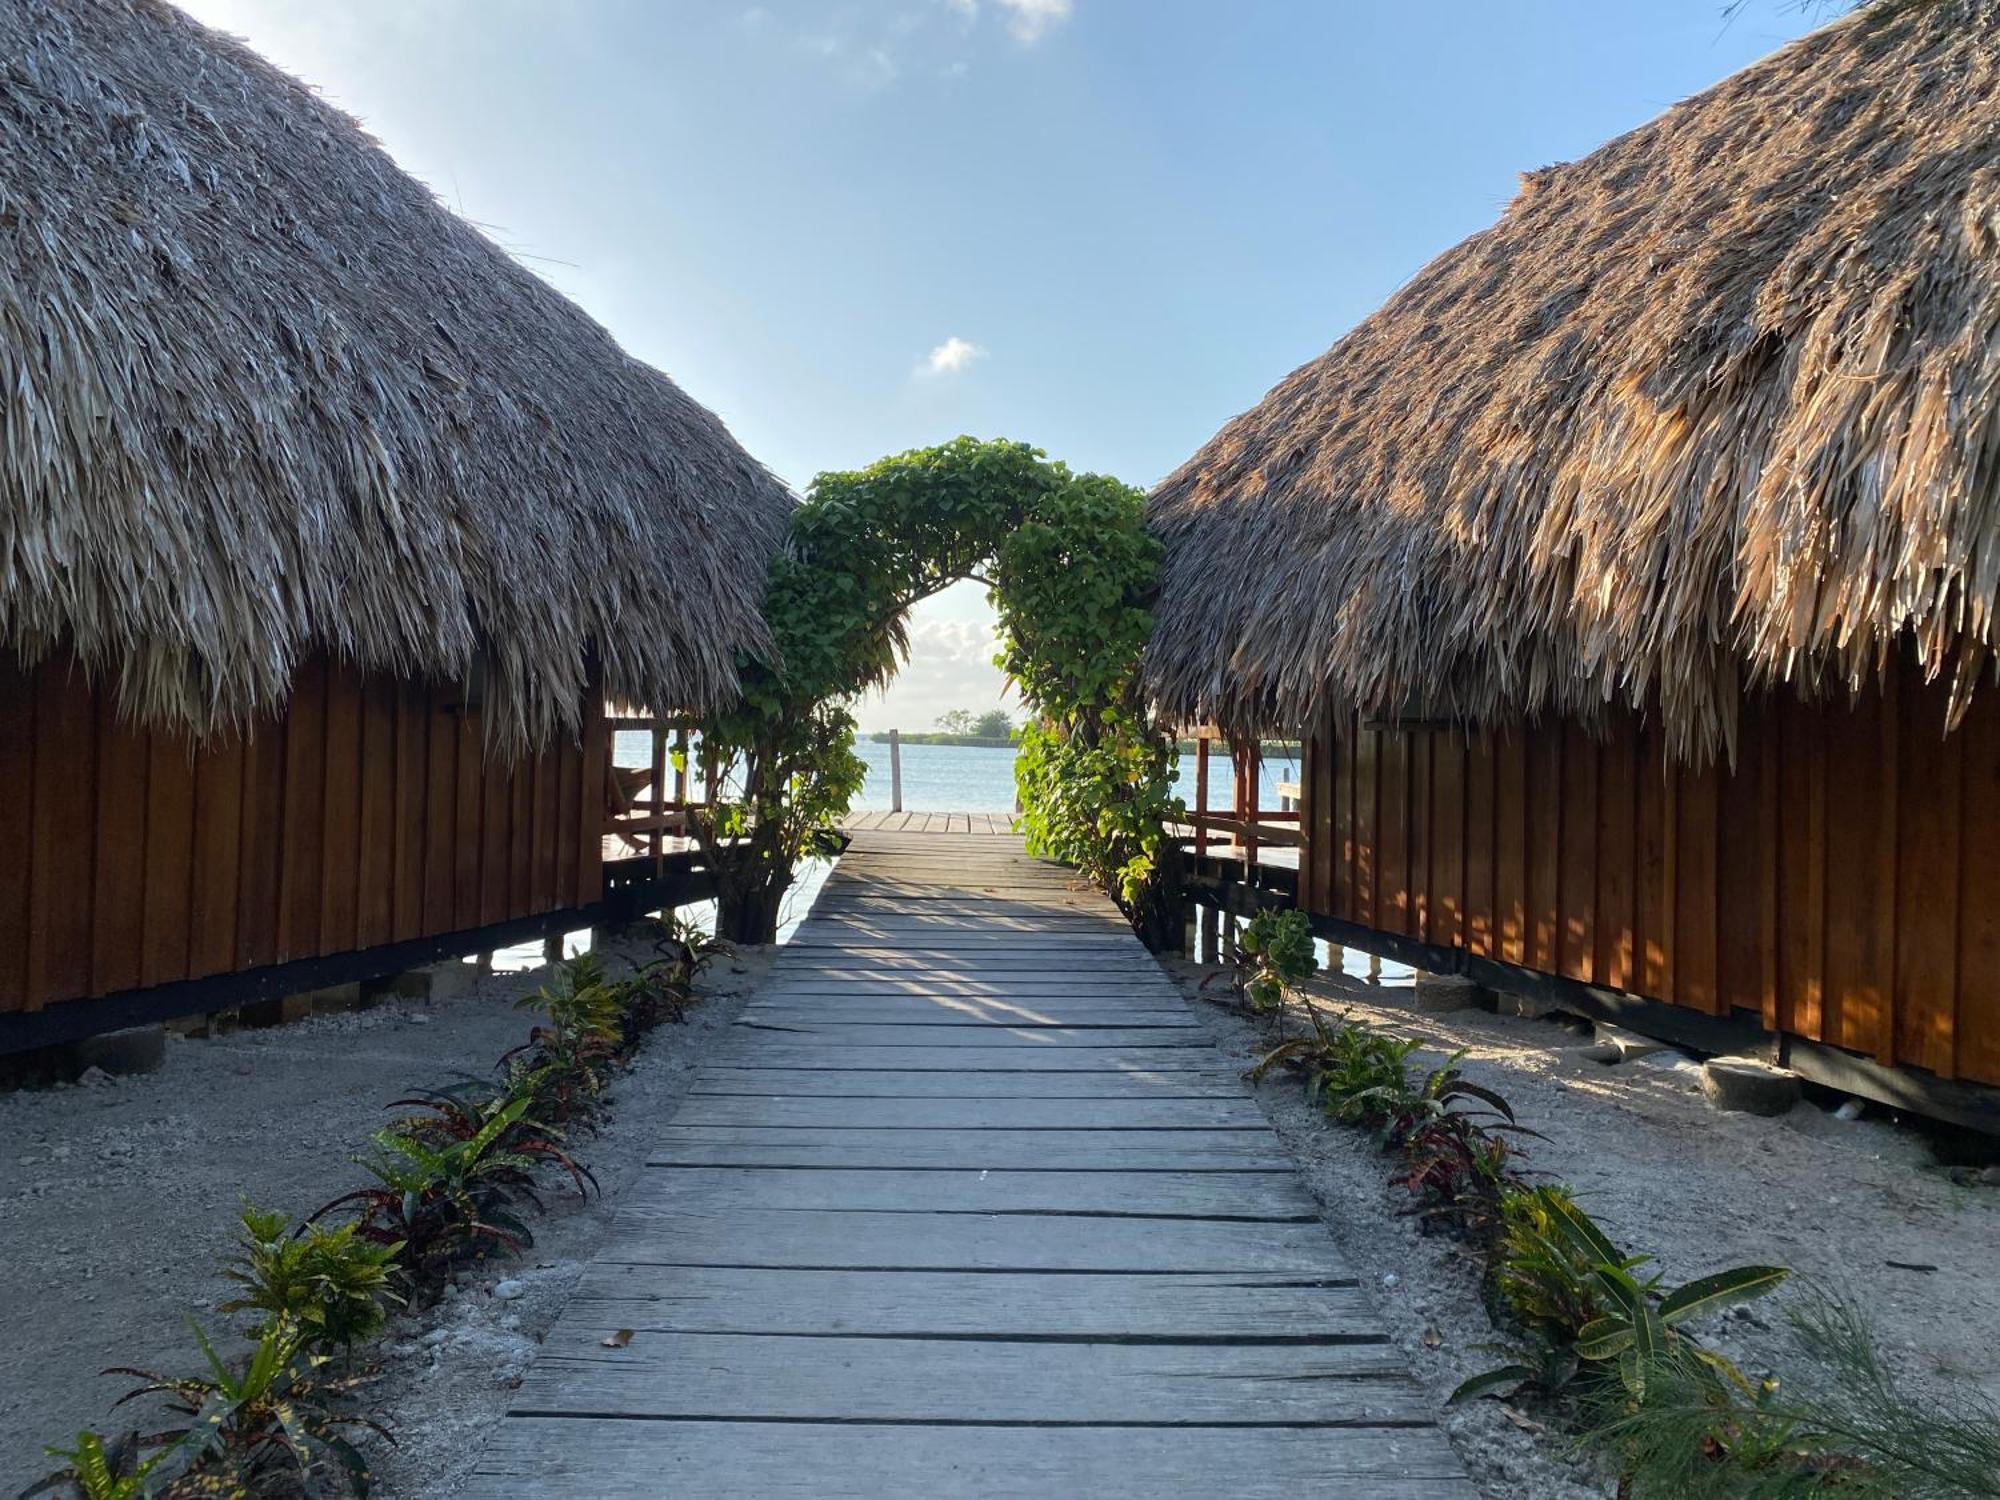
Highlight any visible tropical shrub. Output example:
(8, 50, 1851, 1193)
(503, 954, 627, 1122)
(21, 1431, 169, 1500)
(1396, 1108, 1535, 1240)
(1230, 908, 1319, 1012)
(1254, 1014, 1425, 1128)
(313, 1091, 580, 1289)
(104, 1320, 384, 1498)
(616, 915, 729, 1038)
(1583, 1284, 2000, 1499)
(1489, 1184, 1637, 1354)
(688, 438, 1182, 944)
(221, 1204, 402, 1353)
(387, 1080, 596, 1199)
(1454, 1186, 1784, 1405)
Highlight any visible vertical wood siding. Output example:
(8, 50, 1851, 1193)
(0, 653, 605, 1015)
(1297, 657, 2000, 1088)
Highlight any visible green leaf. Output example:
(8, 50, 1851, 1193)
(1657, 1265, 1788, 1327)
(1573, 1317, 1634, 1362)
(1448, 1364, 1536, 1404)
(1544, 1190, 1626, 1268)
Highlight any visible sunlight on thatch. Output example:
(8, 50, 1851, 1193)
(1146, 0, 2000, 766)
(0, 0, 793, 750)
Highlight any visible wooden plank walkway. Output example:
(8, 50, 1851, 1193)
(466, 829, 1474, 1498)
(842, 808, 1017, 834)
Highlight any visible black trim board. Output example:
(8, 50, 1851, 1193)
(1185, 878, 2000, 1136)
(0, 863, 715, 1056)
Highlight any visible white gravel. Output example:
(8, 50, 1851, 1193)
(0, 936, 773, 1496)
(1160, 953, 2000, 1500)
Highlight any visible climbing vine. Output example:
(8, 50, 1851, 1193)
(687, 437, 1182, 944)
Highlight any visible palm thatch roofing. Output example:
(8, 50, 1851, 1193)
(1146, 0, 2000, 764)
(0, 0, 793, 748)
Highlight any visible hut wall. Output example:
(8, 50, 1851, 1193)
(0, 652, 606, 1017)
(1296, 657, 2000, 1089)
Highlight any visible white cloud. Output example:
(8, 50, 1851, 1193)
(922, 335, 986, 375)
(993, 0, 1072, 42)
(855, 608, 1014, 734)
(748, 1, 1067, 91)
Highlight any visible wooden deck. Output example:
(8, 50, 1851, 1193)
(842, 808, 1018, 834)
(465, 829, 1474, 1498)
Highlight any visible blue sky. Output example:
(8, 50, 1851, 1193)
(179, 0, 1825, 730)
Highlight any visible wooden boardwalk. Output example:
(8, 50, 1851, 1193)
(466, 830, 1474, 1498)
(842, 808, 1017, 834)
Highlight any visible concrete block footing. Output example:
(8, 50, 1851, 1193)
(1592, 1021, 1670, 1061)
(1494, 991, 1560, 1021)
(69, 1025, 168, 1077)
(1412, 972, 1484, 1014)
(0, 1025, 169, 1088)
(376, 960, 476, 1004)
(1701, 1056, 1802, 1116)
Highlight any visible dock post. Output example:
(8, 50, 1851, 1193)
(889, 728, 903, 813)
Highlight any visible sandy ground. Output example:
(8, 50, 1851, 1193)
(1161, 954, 2000, 1500)
(0, 936, 772, 1495)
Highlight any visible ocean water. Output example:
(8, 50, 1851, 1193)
(849, 737, 1301, 813)
(612, 731, 1301, 814)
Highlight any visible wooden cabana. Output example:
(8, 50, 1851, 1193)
(1146, 0, 2000, 1128)
(0, 0, 792, 1048)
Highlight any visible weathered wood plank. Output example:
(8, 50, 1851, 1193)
(749, 997, 1192, 1015)
(645, 1127, 1278, 1170)
(552, 1264, 1366, 1337)
(701, 1045, 1233, 1073)
(690, 1067, 1249, 1099)
(601, 1166, 1315, 1218)
(728, 1022, 1209, 1049)
(756, 979, 1178, 996)
(465, 1421, 1476, 1500)
(507, 1333, 1423, 1424)
(670, 1096, 1264, 1130)
(741, 1002, 1198, 1024)
(600, 1208, 1340, 1274)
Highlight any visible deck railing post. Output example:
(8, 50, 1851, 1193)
(1233, 737, 1261, 875)
(650, 719, 667, 874)
(889, 728, 903, 813)
(1194, 735, 1210, 862)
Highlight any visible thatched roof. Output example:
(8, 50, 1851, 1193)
(0, 0, 793, 747)
(1147, 0, 2000, 763)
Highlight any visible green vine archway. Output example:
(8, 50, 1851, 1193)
(687, 437, 1183, 945)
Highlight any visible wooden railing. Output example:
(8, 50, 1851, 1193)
(604, 713, 714, 871)
(1179, 726, 1301, 875)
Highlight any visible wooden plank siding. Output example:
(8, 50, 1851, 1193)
(0, 653, 604, 1017)
(1299, 658, 2000, 1089)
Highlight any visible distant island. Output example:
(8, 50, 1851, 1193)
(870, 731, 1018, 748)
(873, 708, 1020, 748)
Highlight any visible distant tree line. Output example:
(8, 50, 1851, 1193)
(867, 708, 1020, 747)
(936, 708, 1017, 739)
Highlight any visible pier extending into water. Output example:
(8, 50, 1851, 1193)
(467, 827, 1472, 1497)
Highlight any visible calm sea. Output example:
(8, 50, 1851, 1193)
(849, 738, 1298, 812)
(612, 732, 1300, 813)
